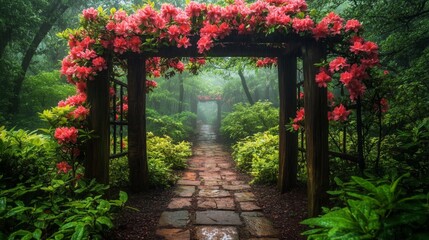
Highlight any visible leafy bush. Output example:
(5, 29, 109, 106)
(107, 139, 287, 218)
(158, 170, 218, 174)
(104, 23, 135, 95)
(389, 118, 429, 179)
(0, 127, 127, 239)
(110, 133, 192, 188)
(147, 133, 192, 170)
(14, 71, 75, 130)
(0, 176, 127, 240)
(0, 127, 56, 186)
(232, 130, 279, 184)
(232, 129, 307, 184)
(147, 109, 196, 141)
(301, 174, 429, 239)
(221, 101, 278, 142)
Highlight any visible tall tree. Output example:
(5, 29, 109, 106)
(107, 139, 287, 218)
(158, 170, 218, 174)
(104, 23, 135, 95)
(9, 0, 74, 115)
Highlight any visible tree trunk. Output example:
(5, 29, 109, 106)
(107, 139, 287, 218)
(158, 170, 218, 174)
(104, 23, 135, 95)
(238, 68, 254, 105)
(8, 1, 69, 115)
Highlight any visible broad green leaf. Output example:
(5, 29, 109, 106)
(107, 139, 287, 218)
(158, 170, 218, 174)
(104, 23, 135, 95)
(5, 206, 33, 218)
(97, 200, 111, 212)
(0, 197, 6, 211)
(54, 234, 64, 240)
(119, 191, 128, 203)
(346, 192, 380, 206)
(60, 221, 77, 230)
(351, 176, 377, 193)
(301, 215, 356, 229)
(71, 224, 86, 240)
(96, 216, 113, 228)
(8, 230, 33, 239)
(390, 173, 409, 193)
(33, 229, 42, 240)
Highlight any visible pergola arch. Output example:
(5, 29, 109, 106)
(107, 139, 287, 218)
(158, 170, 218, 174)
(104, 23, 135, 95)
(196, 95, 223, 130)
(85, 34, 329, 217)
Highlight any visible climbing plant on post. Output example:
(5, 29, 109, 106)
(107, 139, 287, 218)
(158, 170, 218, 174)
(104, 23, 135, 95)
(52, 0, 385, 217)
(302, 40, 329, 217)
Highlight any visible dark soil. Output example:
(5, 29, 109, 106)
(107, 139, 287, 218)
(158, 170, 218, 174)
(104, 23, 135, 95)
(252, 184, 308, 240)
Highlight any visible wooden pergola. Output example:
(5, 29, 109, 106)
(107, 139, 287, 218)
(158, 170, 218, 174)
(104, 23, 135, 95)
(85, 33, 329, 217)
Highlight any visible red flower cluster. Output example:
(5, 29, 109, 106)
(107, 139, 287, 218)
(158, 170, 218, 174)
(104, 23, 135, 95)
(61, 37, 106, 84)
(58, 93, 87, 107)
(82, 7, 98, 21)
(71, 106, 90, 120)
(56, 161, 72, 174)
(54, 127, 78, 145)
(256, 58, 277, 67)
(292, 108, 305, 130)
(374, 98, 388, 113)
(315, 68, 332, 87)
(328, 104, 351, 122)
(57, 1, 385, 139)
(146, 80, 158, 93)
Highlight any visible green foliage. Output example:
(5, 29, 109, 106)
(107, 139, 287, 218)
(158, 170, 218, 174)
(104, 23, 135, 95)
(14, 71, 75, 130)
(147, 108, 196, 141)
(0, 176, 127, 240)
(301, 174, 429, 239)
(232, 130, 279, 184)
(147, 133, 192, 170)
(110, 133, 192, 188)
(0, 127, 56, 186)
(221, 101, 278, 143)
(389, 118, 429, 179)
(0, 126, 126, 239)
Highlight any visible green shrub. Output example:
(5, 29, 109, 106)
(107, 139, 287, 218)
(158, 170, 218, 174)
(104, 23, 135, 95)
(147, 109, 196, 141)
(389, 118, 429, 179)
(301, 174, 429, 239)
(0, 127, 126, 239)
(147, 133, 192, 170)
(0, 176, 127, 240)
(232, 130, 279, 184)
(0, 127, 56, 186)
(14, 71, 75, 130)
(221, 101, 278, 143)
(110, 133, 192, 188)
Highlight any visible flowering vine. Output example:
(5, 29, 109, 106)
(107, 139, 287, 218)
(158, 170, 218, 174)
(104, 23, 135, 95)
(50, 0, 388, 172)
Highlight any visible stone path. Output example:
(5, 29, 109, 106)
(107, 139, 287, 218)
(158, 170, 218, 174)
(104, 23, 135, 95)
(156, 124, 279, 240)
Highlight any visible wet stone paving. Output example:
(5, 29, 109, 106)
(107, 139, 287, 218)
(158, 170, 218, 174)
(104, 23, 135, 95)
(156, 125, 279, 240)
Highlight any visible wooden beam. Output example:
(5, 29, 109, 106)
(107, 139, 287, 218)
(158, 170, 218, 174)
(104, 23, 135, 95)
(85, 55, 111, 184)
(277, 55, 298, 193)
(127, 55, 149, 192)
(302, 40, 329, 217)
(141, 44, 301, 58)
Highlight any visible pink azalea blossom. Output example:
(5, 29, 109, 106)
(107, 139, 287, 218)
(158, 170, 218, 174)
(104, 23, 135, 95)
(315, 70, 331, 87)
(331, 104, 351, 122)
(54, 127, 78, 145)
(82, 8, 98, 21)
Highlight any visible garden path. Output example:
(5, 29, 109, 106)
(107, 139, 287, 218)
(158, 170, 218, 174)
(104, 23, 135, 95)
(156, 124, 279, 240)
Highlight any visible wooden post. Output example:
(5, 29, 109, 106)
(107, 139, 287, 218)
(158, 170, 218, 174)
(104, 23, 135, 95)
(127, 55, 149, 192)
(277, 55, 298, 193)
(85, 56, 111, 185)
(302, 41, 329, 217)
